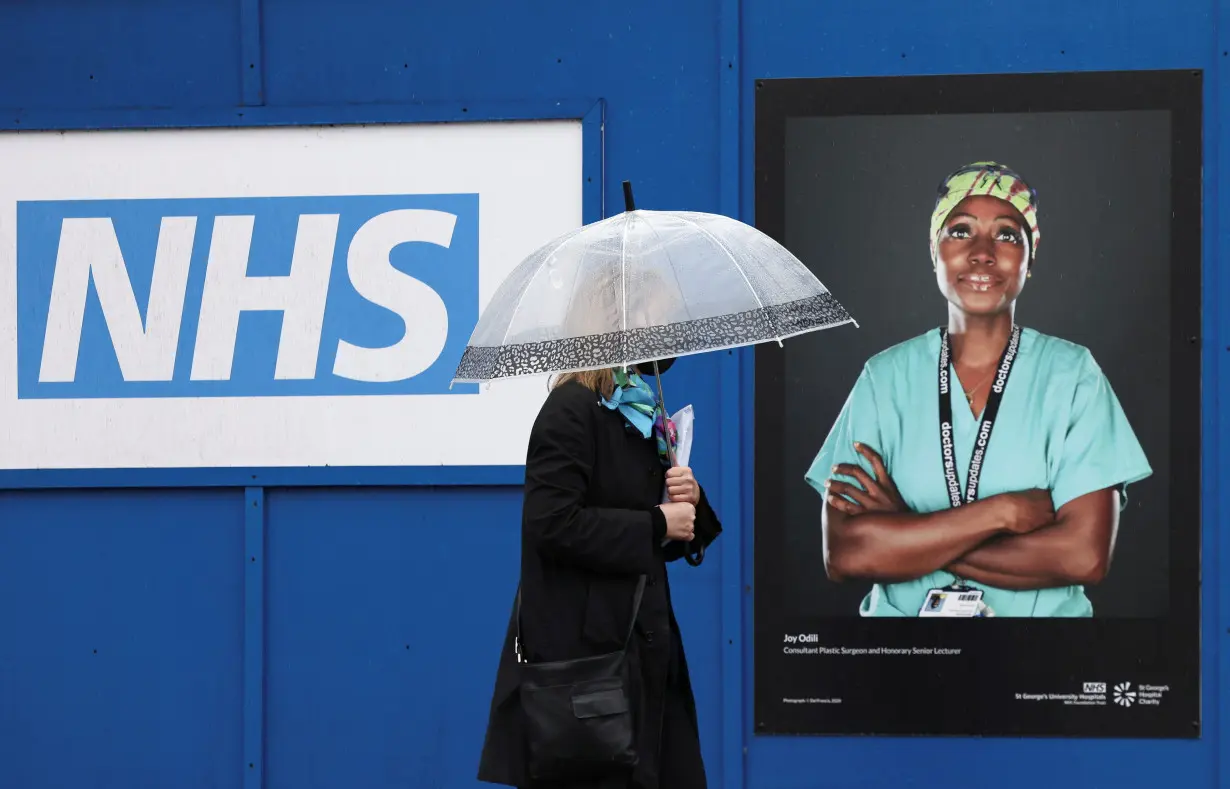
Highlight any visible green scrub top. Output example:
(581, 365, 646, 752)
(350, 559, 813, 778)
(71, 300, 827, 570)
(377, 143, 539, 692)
(804, 327, 1152, 618)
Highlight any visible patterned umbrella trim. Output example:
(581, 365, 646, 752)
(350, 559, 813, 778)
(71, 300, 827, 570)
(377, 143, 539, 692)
(452, 291, 854, 383)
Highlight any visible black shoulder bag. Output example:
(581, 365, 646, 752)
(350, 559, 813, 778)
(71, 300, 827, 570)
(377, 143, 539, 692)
(514, 575, 646, 782)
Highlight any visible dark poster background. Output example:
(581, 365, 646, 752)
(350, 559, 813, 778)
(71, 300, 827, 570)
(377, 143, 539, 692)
(752, 70, 1202, 738)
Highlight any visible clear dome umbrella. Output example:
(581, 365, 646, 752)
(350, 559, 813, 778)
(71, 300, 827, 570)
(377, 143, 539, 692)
(453, 181, 856, 566)
(453, 181, 857, 386)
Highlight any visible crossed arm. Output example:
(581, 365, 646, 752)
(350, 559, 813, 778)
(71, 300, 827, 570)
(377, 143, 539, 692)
(820, 443, 1120, 590)
(943, 493, 1119, 589)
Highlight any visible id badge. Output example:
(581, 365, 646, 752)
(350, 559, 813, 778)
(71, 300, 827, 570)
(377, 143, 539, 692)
(918, 587, 983, 618)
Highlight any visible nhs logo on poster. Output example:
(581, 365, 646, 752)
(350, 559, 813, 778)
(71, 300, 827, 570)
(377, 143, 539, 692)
(16, 194, 479, 399)
(0, 122, 581, 469)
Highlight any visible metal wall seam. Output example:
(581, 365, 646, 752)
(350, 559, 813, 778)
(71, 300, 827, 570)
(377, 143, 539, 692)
(717, 0, 746, 785)
(243, 486, 266, 789)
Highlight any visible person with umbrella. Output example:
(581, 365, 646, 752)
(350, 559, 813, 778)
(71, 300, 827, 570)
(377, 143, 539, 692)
(464, 184, 855, 788)
(475, 351, 720, 789)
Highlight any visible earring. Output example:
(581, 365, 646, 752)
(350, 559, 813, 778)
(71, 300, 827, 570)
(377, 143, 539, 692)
(1027, 270, 1032, 278)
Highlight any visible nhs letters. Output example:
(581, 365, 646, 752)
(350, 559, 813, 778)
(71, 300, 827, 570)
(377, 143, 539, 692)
(17, 194, 479, 400)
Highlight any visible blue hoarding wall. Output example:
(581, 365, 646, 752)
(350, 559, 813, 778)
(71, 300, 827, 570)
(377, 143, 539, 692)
(0, 2, 1224, 789)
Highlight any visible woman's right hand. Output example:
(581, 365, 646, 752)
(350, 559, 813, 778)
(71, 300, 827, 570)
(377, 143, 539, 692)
(659, 502, 697, 541)
(995, 489, 1055, 534)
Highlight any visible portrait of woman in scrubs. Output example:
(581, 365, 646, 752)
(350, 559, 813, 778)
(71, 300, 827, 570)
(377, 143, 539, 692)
(804, 161, 1152, 618)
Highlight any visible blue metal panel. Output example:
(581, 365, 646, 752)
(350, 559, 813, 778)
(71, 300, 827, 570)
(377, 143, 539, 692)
(0, 488, 247, 789)
(742, 0, 1209, 79)
(259, 0, 723, 217)
(0, 0, 241, 110)
(738, 1, 1222, 788)
(260, 485, 522, 788)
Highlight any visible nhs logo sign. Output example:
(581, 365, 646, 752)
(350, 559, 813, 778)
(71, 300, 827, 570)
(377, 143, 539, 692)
(17, 194, 480, 399)
(0, 122, 581, 469)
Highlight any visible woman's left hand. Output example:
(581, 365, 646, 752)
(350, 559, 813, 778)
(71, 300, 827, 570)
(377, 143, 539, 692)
(666, 466, 701, 506)
(825, 442, 908, 515)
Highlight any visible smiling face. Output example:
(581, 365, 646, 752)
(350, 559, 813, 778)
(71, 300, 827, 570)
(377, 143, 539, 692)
(933, 194, 1032, 316)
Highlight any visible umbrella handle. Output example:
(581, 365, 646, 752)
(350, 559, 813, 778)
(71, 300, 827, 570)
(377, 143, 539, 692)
(651, 359, 677, 468)
(652, 358, 704, 566)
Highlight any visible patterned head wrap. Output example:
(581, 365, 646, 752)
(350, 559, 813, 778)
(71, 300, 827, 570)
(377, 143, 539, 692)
(930, 161, 1040, 264)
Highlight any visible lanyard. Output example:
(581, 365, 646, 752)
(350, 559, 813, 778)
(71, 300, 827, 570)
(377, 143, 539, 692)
(937, 324, 1022, 510)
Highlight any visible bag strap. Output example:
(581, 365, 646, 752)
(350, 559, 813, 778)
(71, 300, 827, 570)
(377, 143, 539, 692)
(515, 575, 648, 664)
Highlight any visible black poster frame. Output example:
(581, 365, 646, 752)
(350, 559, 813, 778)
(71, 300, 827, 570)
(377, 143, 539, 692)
(752, 69, 1203, 739)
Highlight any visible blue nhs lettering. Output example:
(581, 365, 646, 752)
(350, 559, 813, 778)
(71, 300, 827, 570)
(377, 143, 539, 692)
(16, 194, 479, 399)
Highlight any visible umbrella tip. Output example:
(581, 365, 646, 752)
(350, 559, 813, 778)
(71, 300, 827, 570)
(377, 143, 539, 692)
(622, 180, 636, 212)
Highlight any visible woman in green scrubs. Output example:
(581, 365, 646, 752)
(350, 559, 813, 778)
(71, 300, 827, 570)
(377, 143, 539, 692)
(804, 161, 1151, 618)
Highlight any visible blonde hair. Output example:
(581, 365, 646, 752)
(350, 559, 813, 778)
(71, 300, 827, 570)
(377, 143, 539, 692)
(551, 368, 616, 399)
(547, 259, 676, 401)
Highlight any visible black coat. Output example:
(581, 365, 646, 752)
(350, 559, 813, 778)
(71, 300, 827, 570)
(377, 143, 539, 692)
(477, 379, 723, 789)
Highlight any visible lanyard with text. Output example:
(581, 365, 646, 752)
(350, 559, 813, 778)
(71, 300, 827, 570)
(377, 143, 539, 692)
(937, 323, 1021, 509)
(922, 324, 1021, 618)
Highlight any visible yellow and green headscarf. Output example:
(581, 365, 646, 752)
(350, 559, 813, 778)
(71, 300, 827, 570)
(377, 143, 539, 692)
(929, 161, 1040, 263)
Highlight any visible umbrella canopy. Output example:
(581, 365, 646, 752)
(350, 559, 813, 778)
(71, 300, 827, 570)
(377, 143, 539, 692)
(452, 182, 855, 384)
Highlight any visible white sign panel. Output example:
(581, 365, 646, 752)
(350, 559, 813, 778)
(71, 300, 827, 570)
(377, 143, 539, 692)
(0, 121, 583, 469)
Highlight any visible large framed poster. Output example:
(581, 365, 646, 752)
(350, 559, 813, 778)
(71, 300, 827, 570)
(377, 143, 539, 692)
(753, 69, 1202, 738)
